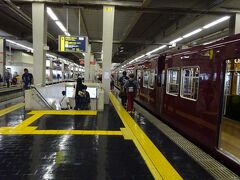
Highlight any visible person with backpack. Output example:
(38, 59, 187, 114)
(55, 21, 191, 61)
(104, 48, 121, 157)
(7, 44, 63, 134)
(74, 78, 86, 110)
(124, 73, 139, 113)
(118, 71, 129, 107)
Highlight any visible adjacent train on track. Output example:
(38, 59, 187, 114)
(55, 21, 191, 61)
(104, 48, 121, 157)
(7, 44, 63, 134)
(113, 33, 240, 174)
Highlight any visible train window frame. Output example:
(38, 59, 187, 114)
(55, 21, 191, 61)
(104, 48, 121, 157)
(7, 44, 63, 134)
(143, 70, 150, 88)
(166, 67, 180, 96)
(180, 66, 200, 101)
(148, 70, 155, 90)
(137, 69, 142, 87)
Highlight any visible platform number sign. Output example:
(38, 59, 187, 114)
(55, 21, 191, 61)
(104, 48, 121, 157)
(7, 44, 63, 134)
(58, 35, 88, 53)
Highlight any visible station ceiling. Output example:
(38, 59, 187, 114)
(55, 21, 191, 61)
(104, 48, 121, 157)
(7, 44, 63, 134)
(0, 0, 239, 64)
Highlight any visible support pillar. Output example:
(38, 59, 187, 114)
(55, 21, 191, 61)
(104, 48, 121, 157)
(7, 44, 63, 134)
(32, 3, 47, 86)
(102, 6, 115, 104)
(84, 44, 91, 82)
(229, 13, 240, 35)
(0, 38, 6, 82)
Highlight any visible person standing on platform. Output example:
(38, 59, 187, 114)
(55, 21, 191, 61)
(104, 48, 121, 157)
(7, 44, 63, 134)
(4, 69, 11, 88)
(22, 68, 33, 89)
(60, 91, 70, 110)
(124, 73, 139, 113)
(118, 71, 129, 107)
(81, 85, 90, 110)
(110, 75, 114, 91)
(74, 78, 86, 110)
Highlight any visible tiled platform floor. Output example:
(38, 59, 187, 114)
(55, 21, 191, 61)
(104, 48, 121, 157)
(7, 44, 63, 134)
(0, 135, 153, 179)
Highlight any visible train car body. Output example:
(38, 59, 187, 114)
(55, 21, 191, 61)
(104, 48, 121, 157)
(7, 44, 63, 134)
(116, 34, 240, 174)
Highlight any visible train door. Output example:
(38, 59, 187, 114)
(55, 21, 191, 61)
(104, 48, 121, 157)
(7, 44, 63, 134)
(158, 55, 166, 114)
(219, 59, 240, 162)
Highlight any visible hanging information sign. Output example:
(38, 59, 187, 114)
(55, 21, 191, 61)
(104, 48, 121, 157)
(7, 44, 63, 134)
(58, 35, 88, 53)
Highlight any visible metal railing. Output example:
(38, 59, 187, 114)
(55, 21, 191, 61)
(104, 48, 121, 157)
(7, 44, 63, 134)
(31, 86, 54, 110)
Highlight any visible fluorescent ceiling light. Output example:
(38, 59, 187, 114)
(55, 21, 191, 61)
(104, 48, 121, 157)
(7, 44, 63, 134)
(183, 28, 202, 38)
(47, 7, 58, 21)
(64, 32, 71, 36)
(6, 39, 33, 52)
(56, 21, 67, 32)
(203, 16, 230, 29)
(169, 37, 183, 44)
(134, 55, 145, 61)
(46, 53, 56, 59)
(146, 45, 167, 55)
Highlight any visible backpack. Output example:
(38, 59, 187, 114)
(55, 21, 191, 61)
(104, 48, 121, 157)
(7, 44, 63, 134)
(128, 80, 136, 93)
(119, 76, 128, 87)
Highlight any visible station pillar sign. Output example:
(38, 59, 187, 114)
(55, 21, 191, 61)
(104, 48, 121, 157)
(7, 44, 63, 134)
(58, 35, 88, 53)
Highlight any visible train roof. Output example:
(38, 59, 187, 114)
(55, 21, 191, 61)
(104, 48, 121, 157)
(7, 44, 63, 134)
(164, 33, 240, 58)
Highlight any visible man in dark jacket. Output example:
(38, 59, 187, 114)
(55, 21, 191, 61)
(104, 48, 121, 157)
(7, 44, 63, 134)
(22, 68, 33, 89)
(74, 78, 86, 110)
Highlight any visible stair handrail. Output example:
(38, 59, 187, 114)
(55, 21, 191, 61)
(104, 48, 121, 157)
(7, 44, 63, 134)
(30, 86, 54, 110)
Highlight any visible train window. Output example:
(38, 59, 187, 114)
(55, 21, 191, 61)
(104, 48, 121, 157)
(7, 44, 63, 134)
(166, 68, 180, 96)
(148, 70, 155, 89)
(180, 67, 200, 101)
(143, 70, 149, 88)
(137, 70, 142, 85)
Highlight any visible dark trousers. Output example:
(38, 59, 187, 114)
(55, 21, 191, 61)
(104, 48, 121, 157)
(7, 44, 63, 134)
(6, 80, 10, 88)
(75, 97, 90, 110)
(121, 95, 127, 107)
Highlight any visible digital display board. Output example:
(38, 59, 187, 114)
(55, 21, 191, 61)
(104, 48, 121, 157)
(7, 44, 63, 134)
(66, 87, 75, 97)
(59, 35, 88, 53)
(87, 87, 97, 99)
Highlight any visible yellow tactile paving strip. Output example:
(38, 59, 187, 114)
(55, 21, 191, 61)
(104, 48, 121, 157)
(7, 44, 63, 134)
(0, 103, 25, 116)
(0, 109, 122, 135)
(0, 94, 182, 179)
(28, 110, 97, 115)
(109, 92, 183, 180)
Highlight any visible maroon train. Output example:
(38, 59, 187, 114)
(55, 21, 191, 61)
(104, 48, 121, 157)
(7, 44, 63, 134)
(113, 33, 240, 174)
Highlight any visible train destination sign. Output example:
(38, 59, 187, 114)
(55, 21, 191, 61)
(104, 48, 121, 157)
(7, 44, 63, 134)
(58, 35, 88, 53)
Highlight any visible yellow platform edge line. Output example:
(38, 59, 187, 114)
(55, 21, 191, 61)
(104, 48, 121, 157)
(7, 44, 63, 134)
(0, 103, 25, 117)
(28, 110, 97, 115)
(109, 92, 183, 180)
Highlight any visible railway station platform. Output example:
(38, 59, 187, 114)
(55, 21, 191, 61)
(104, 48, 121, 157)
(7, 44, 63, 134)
(0, 92, 239, 179)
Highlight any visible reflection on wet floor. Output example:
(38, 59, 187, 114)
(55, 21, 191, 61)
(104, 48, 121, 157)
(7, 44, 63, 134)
(30, 106, 124, 131)
(0, 135, 153, 179)
(132, 112, 214, 180)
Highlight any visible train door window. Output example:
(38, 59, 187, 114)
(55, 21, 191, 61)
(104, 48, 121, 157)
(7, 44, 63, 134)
(166, 68, 180, 96)
(148, 70, 155, 89)
(143, 70, 150, 88)
(161, 70, 166, 86)
(137, 70, 142, 85)
(219, 59, 240, 161)
(180, 67, 200, 101)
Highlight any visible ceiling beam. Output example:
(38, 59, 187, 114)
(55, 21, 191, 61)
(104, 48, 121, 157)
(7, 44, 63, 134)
(89, 39, 169, 45)
(12, 0, 236, 15)
(120, 0, 151, 41)
(11, 0, 142, 7)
